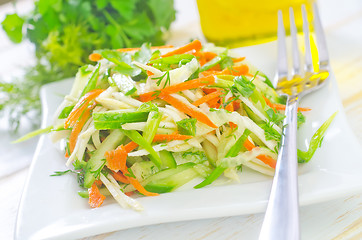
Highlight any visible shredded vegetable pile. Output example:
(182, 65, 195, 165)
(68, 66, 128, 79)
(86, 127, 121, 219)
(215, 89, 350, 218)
(48, 40, 336, 210)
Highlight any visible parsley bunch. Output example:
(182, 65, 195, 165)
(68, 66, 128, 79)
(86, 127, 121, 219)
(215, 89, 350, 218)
(1, 0, 175, 131)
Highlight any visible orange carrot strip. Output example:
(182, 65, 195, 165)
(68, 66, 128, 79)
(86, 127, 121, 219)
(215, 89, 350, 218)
(192, 51, 217, 60)
(225, 100, 234, 112)
(229, 122, 238, 129)
(163, 75, 215, 94)
(89, 53, 102, 62)
(233, 99, 241, 111)
(117, 45, 174, 52)
(112, 171, 130, 184)
(162, 40, 202, 57)
(273, 103, 311, 112)
(200, 65, 249, 77)
(139, 75, 215, 102)
(105, 142, 158, 196)
(199, 70, 218, 77)
(232, 57, 246, 63)
(202, 87, 220, 94)
(193, 51, 217, 66)
(124, 141, 139, 153)
(94, 179, 103, 187)
(88, 183, 106, 208)
(159, 94, 218, 128)
(243, 138, 256, 151)
(207, 97, 221, 108)
(127, 177, 159, 196)
(192, 90, 223, 107)
(224, 98, 237, 128)
(105, 145, 128, 172)
(152, 134, 193, 142)
(118, 147, 159, 197)
(243, 139, 276, 168)
(68, 105, 92, 154)
(256, 154, 277, 169)
(262, 96, 311, 112)
(218, 64, 249, 76)
(65, 89, 104, 128)
(209, 64, 221, 71)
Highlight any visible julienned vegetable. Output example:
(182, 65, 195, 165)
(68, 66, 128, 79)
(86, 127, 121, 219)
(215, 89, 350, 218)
(43, 40, 336, 211)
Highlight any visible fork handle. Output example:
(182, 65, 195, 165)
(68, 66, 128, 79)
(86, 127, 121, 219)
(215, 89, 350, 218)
(259, 96, 300, 240)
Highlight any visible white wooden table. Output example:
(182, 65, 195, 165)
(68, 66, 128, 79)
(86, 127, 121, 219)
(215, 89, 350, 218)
(1, 0, 361, 239)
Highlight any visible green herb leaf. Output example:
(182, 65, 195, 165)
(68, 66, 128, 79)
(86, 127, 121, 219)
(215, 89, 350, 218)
(1, 14, 24, 43)
(137, 102, 158, 112)
(50, 169, 74, 176)
(233, 76, 256, 98)
(152, 71, 171, 88)
(260, 121, 281, 141)
(109, 0, 137, 21)
(266, 109, 286, 125)
(176, 118, 197, 136)
(297, 112, 306, 129)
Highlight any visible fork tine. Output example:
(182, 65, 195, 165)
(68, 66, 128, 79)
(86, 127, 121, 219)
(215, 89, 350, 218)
(289, 7, 301, 76)
(274, 10, 289, 87)
(313, 2, 330, 71)
(301, 5, 314, 73)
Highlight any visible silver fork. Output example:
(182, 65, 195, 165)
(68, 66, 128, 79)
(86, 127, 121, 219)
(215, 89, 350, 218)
(259, 3, 330, 240)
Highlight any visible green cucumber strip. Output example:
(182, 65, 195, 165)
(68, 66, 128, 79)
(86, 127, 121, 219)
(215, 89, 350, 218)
(121, 129, 162, 168)
(243, 103, 263, 124)
(159, 150, 177, 169)
(194, 129, 251, 189)
(200, 56, 222, 72)
(143, 111, 162, 143)
(80, 63, 100, 97)
(145, 165, 199, 193)
(149, 54, 195, 65)
(202, 140, 218, 167)
(93, 111, 149, 130)
(131, 161, 158, 181)
(83, 129, 125, 188)
(58, 105, 74, 119)
(141, 162, 195, 185)
(298, 112, 338, 163)
(194, 166, 225, 189)
(225, 129, 251, 157)
(212, 78, 234, 88)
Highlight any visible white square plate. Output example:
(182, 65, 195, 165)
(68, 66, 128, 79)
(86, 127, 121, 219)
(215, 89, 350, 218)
(15, 42, 362, 240)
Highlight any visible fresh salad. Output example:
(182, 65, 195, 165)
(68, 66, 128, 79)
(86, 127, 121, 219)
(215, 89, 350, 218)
(43, 40, 336, 210)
